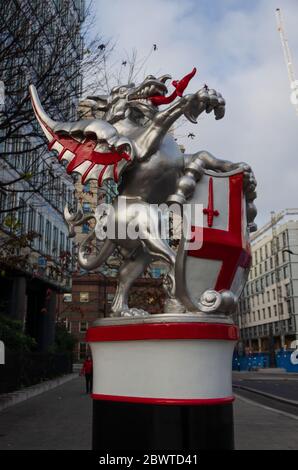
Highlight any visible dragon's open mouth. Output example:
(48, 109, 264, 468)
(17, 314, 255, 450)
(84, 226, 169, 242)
(127, 79, 168, 106)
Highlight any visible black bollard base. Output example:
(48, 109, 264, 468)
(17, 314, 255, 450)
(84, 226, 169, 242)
(87, 315, 238, 451)
(93, 399, 234, 451)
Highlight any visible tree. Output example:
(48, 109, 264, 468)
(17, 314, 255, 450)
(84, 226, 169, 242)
(0, 0, 113, 275)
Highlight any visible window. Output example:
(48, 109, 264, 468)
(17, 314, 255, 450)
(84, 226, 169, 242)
(38, 214, 44, 251)
(82, 202, 91, 213)
(282, 231, 287, 247)
(63, 293, 72, 302)
(151, 267, 162, 278)
(53, 226, 59, 255)
(60, 231, 65, 254)
(45, 220, 52, 253)
(80, 292, 89, 303)
(82, 223, 90, 234)
(83, 183, 91, 193)
(79, 342, 87, 360)
(285, 284, 291, 297)
(63, 318, 71, 332)
(80, 321, 88, 332)
(274, 305, 277, 316)
(267, 291, 270, 302)
(283, 266, 288, 279)
(268, 306, 271, 318)
(18, 198, 27, 234)
(272, 289, 276, 300)
(287, 300, 292, 315)
(28, 206, 36, 233)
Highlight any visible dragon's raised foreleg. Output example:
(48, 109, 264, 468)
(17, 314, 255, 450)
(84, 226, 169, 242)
(136, 88, 225, 160)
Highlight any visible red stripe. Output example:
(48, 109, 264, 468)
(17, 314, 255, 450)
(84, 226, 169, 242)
(91, 393, 235, 406)
(98, 165, 107, 186)
(86, 322, 239, 342)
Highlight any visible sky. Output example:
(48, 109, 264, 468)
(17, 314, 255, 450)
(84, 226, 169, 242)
(92, 0, 298, 228)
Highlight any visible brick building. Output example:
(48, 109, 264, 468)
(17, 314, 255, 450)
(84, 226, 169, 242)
(58, 273, 164, 361)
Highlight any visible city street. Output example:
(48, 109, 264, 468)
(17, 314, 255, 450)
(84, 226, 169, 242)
(0, 376, 297, 450)
(233, 371, 298, 402)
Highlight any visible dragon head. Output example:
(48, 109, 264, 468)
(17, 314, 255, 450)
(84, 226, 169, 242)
(83, 74, 172, 124)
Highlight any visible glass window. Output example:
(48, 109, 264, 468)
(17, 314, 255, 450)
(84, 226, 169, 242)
(80, 321, 88, 332)
(53, 226, 59, 255)
(63, 293, 72, 302)
(28, 206, 36, 232)
(80, 292, 89, 303)
(38, 214, 44, 251)
(79, 342, 87, 361)
(283, 266, 288, 279)
(83, 183, 91, 193)
(60, 231, 65, 254)
(45, 220, 52, 253)
(82, 202, 91, 213)
(82, 223, 90, 233)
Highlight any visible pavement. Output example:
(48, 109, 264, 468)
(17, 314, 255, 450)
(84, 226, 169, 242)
(0, 376, 92, 450)
(0, 375, 297, 450)
(234, 394, 298, 450)
(0, 373, 78, 412)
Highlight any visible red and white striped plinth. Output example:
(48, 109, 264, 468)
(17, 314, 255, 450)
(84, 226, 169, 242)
(86, 314, 238, 451)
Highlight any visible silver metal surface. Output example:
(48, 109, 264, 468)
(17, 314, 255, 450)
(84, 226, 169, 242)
(30, 70, 257, 318)
(93, 312, 234, 327)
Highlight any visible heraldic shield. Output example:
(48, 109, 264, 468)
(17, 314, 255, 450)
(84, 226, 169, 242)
(175, 168, 252, 315)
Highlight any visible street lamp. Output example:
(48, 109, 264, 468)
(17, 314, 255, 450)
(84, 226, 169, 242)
(283, 249, 295, 255)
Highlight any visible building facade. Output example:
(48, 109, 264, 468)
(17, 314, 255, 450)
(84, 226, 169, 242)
(235, 209, 298, 353)
(0, 0, 85, 350)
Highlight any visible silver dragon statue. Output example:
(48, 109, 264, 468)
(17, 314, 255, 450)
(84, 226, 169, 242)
(30, 68, 257, 317)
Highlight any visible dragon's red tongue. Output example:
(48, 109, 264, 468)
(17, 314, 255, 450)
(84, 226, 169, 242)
(150, 67, 197, 106)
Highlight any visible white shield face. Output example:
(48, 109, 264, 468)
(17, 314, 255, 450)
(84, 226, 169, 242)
(177, 169, 251, 308)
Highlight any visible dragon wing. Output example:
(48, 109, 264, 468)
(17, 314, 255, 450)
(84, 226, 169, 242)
(29, 85, 134, 186)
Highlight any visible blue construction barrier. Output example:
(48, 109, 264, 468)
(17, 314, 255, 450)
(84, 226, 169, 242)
(276, 349, 298, 372)
(232, 352, 270, 371)
(233, 349, 298, 372)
